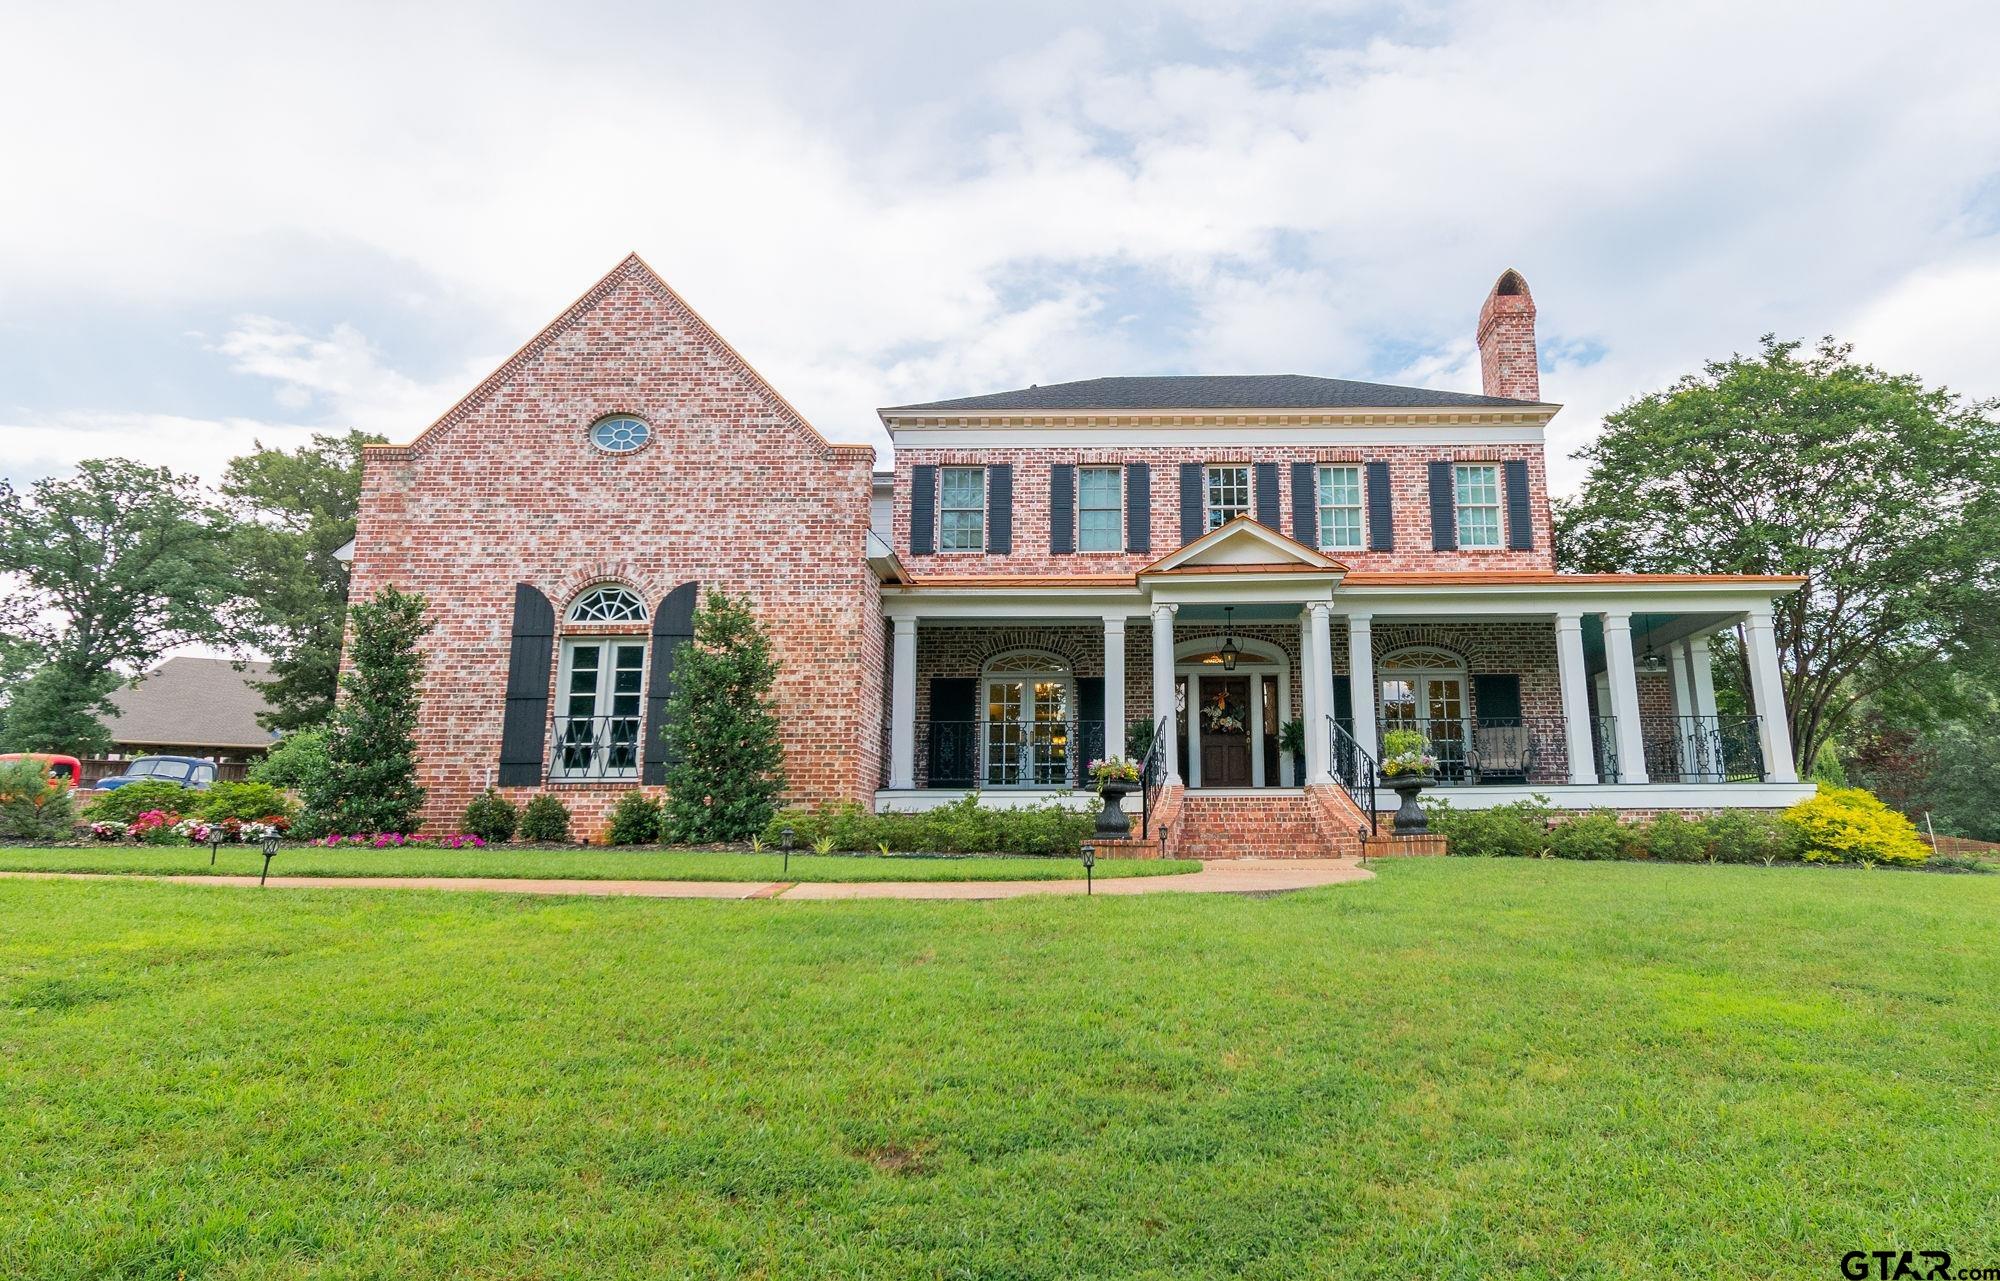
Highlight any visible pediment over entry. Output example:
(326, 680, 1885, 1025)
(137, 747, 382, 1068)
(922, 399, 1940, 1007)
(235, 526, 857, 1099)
(1139, 515, 1348, 575)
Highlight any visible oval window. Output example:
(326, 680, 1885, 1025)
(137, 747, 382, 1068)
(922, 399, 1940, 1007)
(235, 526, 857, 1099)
(590, 416, 651, 453)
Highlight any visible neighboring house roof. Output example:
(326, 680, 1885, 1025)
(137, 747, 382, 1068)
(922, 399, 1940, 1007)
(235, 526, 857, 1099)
(100, 657, 279, 751)
(882, 374, 1547, 414)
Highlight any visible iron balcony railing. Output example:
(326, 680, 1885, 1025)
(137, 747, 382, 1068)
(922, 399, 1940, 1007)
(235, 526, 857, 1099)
(1378, 714, 1596, 785)
(900, 718, 1108, 790)
(1326, 715, 1379, 836)
(1139, 713, 1170, 839)
(549, 713, 644, 780)
(1643, 715, 1765, 783)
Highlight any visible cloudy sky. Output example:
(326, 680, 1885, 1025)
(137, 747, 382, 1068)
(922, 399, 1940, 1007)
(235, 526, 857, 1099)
(3, 0, 1997, 494)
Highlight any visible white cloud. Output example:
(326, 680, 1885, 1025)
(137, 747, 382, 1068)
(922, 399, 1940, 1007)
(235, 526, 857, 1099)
(1, 0, 1997, 489)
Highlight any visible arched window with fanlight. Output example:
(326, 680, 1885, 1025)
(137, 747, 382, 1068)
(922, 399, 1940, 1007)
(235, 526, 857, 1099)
(552, 584, 651, 779)
(1377, 646, 1469, 779)
(980, 651, 1075, 787)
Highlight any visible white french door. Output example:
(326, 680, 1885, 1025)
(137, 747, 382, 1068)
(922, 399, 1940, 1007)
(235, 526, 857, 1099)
(983, 677, 1072, 787)
(1379, 671, 1469, 776)
(553, 638, 647, 778)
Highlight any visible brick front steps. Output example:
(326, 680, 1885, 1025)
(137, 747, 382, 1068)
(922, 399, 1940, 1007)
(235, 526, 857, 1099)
(1175, 789, 1365, 860)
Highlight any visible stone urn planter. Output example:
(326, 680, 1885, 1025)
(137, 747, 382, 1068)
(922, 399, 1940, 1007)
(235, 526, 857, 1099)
(1095, 779, 1138, 838)
(1383, 771, 1438, 835)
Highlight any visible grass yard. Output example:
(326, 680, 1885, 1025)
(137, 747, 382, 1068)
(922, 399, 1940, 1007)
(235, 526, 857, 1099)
(0, 845, 1196, 882)
(1, 861, 1995, 1279)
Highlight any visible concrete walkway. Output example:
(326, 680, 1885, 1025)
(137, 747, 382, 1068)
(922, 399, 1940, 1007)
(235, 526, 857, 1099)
(0, 858, 1370, 902)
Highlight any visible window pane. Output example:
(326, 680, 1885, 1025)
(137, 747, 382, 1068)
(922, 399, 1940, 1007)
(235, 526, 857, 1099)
(940, 467, 985, 550)
(941, 467, 984, 506)
(1077, 466, 1121, 551)
(1207, 465, 1249, 528)
(1454, 464, 1501, 548)
(1317, 465, 1363, 549)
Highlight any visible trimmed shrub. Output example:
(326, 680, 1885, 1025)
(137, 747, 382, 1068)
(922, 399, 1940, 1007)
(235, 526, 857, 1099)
(607, 792, 663, 845)
(1429, 796, 1555, 858)
(250, 728, 329, 792)
(1702, 810, 1799, 864)
(1547, 812, 1628, 860)
(197, 781, 298, 824)
(0, 758, 78, 841)
(759, 795, 1095, 857)
(659, 592, 786, 844)
(83, 780, 198, 824)
(1642, 812, 1708, 863)
(462, 790, 519, 843)
(518, 794, 572, 844)
(1783, 785, 1929, 866)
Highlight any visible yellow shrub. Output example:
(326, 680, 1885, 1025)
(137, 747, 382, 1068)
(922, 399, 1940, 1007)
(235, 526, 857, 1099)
(1781, 785, 1930, 866)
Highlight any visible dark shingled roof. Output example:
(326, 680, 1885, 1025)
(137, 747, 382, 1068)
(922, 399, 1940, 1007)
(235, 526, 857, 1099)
(882, 374, 1542, 414)
(100, 656, 278, 752)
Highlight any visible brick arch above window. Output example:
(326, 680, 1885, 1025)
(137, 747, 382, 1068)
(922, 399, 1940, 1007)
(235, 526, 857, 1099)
(968, 627, 1096, 673)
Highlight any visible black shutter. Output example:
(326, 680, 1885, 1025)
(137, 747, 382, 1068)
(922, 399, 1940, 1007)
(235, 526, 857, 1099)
(1503, 459, 1533, 550)
(497, 583, 556, 786)
(1365, 461, 1394, 551)
(1254, 462, 1281, 530)
(1427, 460, 1457, 551)
(986, 464, 1012, 553)
(928, 677, 977, 787)
(1077, 676, 1106, 770)
(1126, 462, 1151, 553)
(642, 581, 698, 784)
(909, 465, 936, 555)
(1049, 463, 1075, 555)
(1290, 461, 1317, 546)
(1179, 463, 1204, 545)
(1333, 669, 1354, 737)
(1473, 673, 1522, 723)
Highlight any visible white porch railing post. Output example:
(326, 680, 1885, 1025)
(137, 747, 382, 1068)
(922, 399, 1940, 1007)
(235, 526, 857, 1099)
(1151, 603, 1180, 784)
(1743, 608, 1800, 783)
(888, 615, 917, 790)
(1687, 633, 1721, 722)
(1600, 609, 1650, 784)
(1308, 603, 1337, 784)
(1553, 610, 1598, 786)
(1102, 615, 1126, 762)
(1346, 613, 1377, 761)
(1298, 611, 1321, 782)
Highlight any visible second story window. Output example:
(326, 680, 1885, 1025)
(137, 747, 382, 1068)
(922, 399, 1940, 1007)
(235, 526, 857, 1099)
(1207, 465, 1250, 529)
(1078, 466, 1122, 551)
(1454, 464, 1502, 548)
(940, 466, 986, 551)
(1317, 464, 1364, 551)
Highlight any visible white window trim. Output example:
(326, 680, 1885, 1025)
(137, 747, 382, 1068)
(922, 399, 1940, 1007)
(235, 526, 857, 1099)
(1206, 463, 1251, 529)
(1317, 463, 1365, 551)
(1077, 465, 1123, 553)
(938, 466, 987, 553)
(1454, 463, 1503, 549)
(551, 636, 650, 780)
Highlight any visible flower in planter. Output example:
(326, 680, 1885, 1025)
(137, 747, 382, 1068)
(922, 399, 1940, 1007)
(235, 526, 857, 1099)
(1379, 729, 1440, 778)
(1088, 757, 1142, 789)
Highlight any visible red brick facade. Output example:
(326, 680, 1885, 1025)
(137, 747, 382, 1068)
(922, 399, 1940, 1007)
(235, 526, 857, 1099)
(887, 442, 1556, 576)
(346, 255, 881, 838)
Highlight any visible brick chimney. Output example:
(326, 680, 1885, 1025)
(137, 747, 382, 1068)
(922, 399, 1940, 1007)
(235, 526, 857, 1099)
(1476, 268, 1539, 401)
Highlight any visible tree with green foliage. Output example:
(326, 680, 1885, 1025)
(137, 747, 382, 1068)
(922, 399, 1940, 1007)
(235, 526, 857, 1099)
(301, 587, 431, 835)
(221, 430, 383, 731)
(659, 591, 786, 843)
(0, 460, 238, 754)
(1556, 336, 2000, 774)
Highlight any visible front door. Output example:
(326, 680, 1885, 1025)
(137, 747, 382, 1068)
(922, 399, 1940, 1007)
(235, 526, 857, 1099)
(1199, 676, 1253, 787)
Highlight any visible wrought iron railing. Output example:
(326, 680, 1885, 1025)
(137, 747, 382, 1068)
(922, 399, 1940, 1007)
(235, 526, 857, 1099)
(1375, 715, 1575, 785)
(903, 718, 1107, 790)
(1644, 715, 1765, 782)
(549, 713, 644, 780)
(1590, 715, 1622, 784)
(1326, 716, 1379, 836)
(1139, 714, 1170, 839)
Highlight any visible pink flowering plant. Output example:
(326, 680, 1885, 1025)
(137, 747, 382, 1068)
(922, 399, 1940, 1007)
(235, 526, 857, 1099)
(1088, 757, 1142, 789)
(1379, 729, 1442, 779)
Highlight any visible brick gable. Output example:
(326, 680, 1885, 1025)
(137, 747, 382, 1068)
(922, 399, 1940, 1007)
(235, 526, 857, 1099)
(347, 255, 881, 838)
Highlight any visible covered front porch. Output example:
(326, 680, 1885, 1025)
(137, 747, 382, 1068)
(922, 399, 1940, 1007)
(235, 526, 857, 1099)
(876, 521, 1811, 815)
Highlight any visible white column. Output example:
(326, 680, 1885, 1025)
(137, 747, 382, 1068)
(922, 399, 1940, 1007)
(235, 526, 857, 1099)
(1600, 609, 1649, 785)
(1308, 602, 1336, 784)
(1298, 611, 1321, 782)
(1670, 640, 1696, 722)
(1248, 672, 1266, 787)
(1102, 615, 1126, 762)
(1687, 633, 1720, 722)
(1150, 604, 1180, 784)
(1743, 608, 1799, 783)
(888, 615, 917, 790)
(1185, 671, 1202, 787)
(1553, 610, 1598, 786)
(1347, 613, 1377, 761)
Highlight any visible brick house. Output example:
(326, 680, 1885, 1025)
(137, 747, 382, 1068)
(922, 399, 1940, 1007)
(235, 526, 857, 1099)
(348, 257, 1810, 848)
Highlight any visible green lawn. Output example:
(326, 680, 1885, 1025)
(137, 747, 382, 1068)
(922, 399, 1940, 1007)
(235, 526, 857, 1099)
(1, 861, 1995, 1279)
(0, 845, 1196, 882)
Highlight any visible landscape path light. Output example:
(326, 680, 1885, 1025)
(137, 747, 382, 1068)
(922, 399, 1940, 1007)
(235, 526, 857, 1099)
(259, 836, 280, 886)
